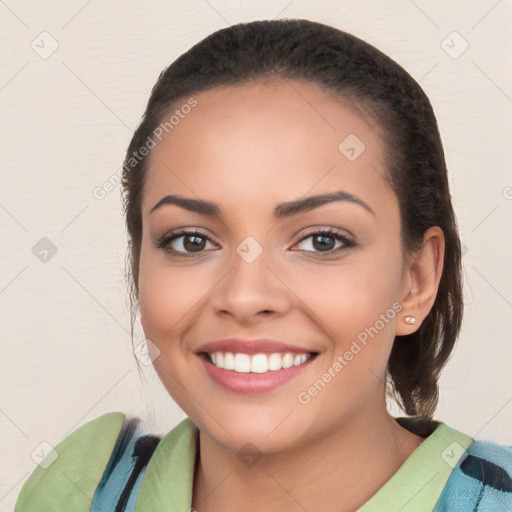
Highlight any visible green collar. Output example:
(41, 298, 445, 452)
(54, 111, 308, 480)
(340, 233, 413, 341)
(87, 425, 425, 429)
(359, 418, 473, 510)
(135, 417, 199, 511)
(135, 417, 473, 511)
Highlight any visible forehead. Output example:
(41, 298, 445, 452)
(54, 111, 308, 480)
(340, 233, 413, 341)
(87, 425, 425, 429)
(142, 79, 394, 219)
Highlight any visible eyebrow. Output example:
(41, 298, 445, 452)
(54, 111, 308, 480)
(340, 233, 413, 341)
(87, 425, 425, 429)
(148, 190, 375, 219)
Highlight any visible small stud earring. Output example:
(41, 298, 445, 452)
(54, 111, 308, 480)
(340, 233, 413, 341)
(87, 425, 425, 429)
(403, 315, 417, 325)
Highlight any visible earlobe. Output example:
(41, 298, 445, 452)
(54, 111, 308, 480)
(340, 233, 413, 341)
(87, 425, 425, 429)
(403, 315, 417, 325)
(396, 226, 445, 335)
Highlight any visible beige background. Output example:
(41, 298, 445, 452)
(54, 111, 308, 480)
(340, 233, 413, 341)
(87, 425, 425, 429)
(1, 0, 511, 509)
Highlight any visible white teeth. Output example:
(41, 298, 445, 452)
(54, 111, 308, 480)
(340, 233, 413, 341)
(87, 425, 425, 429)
(223, 352, 234, 370)
(208, 351, 313, 373)
(251, 354, 268, 373)
(233, 353, 251, 373)
(282, 353, 294, 369)
(268, 353, 282, 371)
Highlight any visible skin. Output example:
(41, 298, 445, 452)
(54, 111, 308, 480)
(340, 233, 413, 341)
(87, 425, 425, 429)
(138, 77, 445, 512)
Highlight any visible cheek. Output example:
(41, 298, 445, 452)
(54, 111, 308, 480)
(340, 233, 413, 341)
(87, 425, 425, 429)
(139, 269, 190, 338)
(299, 257, 402, 378)
(138, 260, 201, 398)
(138, 248, 215, 342)
(298, 259, 399, 330)
(139, 244, 176, 338)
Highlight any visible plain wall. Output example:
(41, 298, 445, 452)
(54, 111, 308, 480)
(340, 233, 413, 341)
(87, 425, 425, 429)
(1, 1, 511, 509)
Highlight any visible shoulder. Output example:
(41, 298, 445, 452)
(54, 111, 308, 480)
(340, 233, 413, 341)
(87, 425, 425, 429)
(15, 412, 125, 512)
(435, 436, 512, 511)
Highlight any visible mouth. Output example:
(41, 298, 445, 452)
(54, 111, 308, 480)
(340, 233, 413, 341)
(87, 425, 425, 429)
(196, 350, 319, 394)
(199, 351, 319, 374)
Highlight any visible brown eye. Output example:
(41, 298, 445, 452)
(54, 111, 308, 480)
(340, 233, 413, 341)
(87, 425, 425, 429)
(154, 230, 216, 257)
(293, 229, 355, 255)
(181, 234, 207, 252)
(311, 233, 336, 251)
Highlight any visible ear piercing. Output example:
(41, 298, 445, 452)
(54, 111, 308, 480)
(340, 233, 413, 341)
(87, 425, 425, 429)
(404, 287, 418, 324)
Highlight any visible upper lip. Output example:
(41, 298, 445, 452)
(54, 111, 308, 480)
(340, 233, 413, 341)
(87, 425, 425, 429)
(196, 338, 318, 355)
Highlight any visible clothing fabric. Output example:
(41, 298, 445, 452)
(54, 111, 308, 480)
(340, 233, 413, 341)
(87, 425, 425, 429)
(14, 412, 512, 511)
(91, 418, 160, 512)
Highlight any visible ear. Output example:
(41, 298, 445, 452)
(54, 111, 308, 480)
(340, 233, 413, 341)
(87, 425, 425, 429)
(396, 226, 445, 335)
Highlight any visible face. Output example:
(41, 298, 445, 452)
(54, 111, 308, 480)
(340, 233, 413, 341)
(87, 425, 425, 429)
(138, 78, 412, 453)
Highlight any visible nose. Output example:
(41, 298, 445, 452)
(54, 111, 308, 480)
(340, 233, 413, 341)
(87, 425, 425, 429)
(208, 239, 293, 324)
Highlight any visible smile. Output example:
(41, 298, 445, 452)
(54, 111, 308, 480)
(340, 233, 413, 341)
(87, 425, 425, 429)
(204, 351, 315, 373)
(197, 351, 319, 394)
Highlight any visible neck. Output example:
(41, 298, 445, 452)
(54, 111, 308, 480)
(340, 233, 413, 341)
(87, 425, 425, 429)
(191, 398, 426, 512)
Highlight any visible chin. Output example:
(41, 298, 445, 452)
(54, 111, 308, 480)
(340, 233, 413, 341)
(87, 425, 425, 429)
(193, 408, 313, 454)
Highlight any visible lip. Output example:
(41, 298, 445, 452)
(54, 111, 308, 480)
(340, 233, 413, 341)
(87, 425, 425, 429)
(195, 338, 317, 355)
(197, 352, 318, 394)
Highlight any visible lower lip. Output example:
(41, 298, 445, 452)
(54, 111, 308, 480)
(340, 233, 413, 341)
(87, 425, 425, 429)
(197, 354, 317, 394)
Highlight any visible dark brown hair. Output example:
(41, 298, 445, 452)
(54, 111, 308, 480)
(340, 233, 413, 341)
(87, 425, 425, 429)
(121, 19, 463, 418)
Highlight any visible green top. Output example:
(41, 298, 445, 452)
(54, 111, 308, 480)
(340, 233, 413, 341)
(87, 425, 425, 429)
(15, 412, 474, 511)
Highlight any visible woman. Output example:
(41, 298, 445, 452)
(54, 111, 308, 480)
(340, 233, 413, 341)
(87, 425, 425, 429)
(15, 18, 512, 512)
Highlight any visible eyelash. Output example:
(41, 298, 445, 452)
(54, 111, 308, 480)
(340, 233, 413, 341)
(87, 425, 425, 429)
(153, 228, 356, 258)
